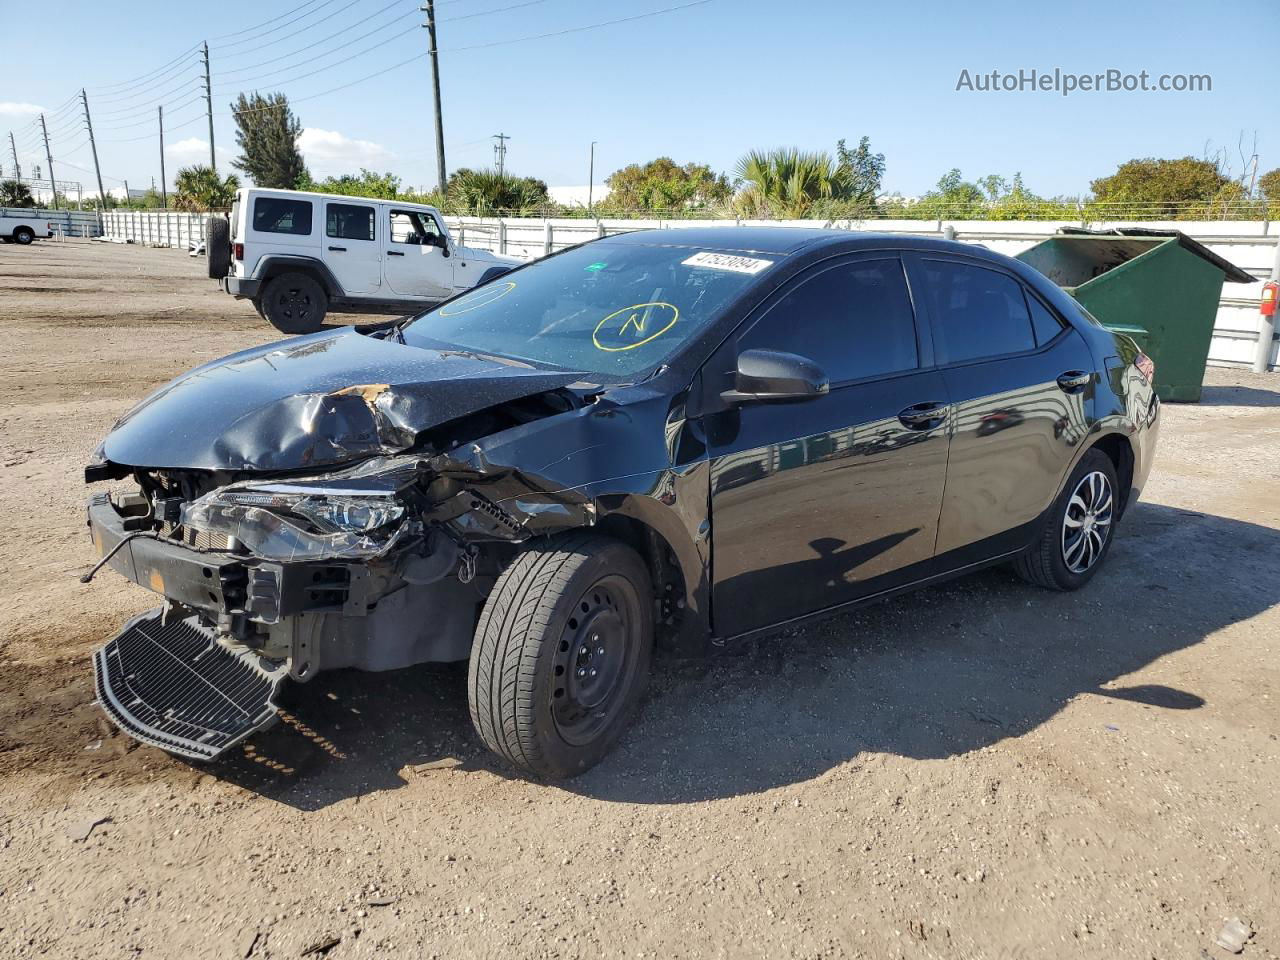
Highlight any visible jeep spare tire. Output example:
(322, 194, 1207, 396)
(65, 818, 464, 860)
(261, 272, 328, 334)
(206, 218, 231, 279)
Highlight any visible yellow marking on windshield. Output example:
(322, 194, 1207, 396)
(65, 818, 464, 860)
(437, 281, 516, 317)
(593, 302, 679, 352)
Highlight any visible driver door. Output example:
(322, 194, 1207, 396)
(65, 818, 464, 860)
(704, 254, 951, 638)
(382, 207, 454, 299)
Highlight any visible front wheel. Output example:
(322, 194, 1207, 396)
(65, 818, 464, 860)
(468, 533, 654, 780)
(1014, 448, 1120, 591)
(13, 227, 34, 245)
(260, 272, 327, 334)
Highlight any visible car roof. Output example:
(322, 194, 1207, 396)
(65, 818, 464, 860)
(599, 226, 1005, 262)
(241, 186, 440, 213)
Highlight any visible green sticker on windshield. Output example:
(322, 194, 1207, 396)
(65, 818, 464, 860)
(585, 261, 607, 272)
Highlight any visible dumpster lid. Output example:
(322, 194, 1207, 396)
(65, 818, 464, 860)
(1058, 227, 1255, 284)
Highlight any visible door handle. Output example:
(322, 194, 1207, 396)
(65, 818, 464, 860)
(898, 401, 950, 430)
(327, 245, 346, 252)
(1056, 370, 1092, 392)
(386, 250, 405, 256)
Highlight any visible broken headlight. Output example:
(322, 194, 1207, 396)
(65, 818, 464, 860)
(180, 463, 417, 562)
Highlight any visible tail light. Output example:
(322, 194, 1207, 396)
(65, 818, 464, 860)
(1135, 352, 1155, 384)
(233, 242, 244, 260)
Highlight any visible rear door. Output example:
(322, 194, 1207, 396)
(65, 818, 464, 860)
(705, 254, 950, 638)
(904, 253, 1094, 556)
(322, 200, 381, 296)
(383, 207, 454, 299)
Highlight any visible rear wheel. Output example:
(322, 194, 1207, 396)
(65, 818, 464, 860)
(261, 272, 327, 334)
(468, 533, 654, 780)
(13, 227, 34, 245)
(1014, 448, 1119, 591)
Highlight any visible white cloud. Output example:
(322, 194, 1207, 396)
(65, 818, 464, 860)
(297, 127, 393, 176)
(166, 137, 229, 165)
(0, 102, 45, 117)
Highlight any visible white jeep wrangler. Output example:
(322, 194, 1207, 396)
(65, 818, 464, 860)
(209, 187, 519, 333)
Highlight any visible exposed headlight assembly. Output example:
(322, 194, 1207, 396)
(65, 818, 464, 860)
(180, 459, 417, 562)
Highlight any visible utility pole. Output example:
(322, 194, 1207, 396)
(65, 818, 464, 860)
(81, 89, 107, 210)
(492, 132, 510, 177)
(38, 114, 59, 210)
(201, 41, 216, 172)
(123, 179, 131, 207)
(421, 2, 447, 194)
(158, 105, 168, 208)
(7, 131, 19, 181)
(588, 140, 597, 213)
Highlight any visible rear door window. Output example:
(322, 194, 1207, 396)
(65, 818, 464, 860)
(1025, 292, 1066, 346)
(739, 257, 919, 384)
(252, 197, 312, 236)
(919, 260, 1036, 364)
(327, 203, 375, 242)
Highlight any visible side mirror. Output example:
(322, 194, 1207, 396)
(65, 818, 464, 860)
(721, 349, 829, 405)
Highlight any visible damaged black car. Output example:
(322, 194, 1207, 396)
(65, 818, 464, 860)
(84, 227, 1159, 778)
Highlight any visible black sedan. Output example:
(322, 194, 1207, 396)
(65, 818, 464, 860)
(84, 227, 1159, 778)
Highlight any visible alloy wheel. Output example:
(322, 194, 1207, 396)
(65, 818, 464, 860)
(1061, 470, 1114, 574)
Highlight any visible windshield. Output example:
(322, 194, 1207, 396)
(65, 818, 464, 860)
(401, 241, 776, 378)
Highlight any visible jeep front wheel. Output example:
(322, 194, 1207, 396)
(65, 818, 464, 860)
(261, 272, 327, 334)
(468, 533, 654, 780)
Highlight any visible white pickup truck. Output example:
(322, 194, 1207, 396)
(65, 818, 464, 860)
(210, 187, 519, 333)
(0, 209, 54, 245)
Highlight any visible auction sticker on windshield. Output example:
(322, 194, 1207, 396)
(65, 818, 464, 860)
(681, 251, 774, 274)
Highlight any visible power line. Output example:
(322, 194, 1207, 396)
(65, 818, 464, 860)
(217, 4, 416, 82)
(219, 24, 420, 91)
(212, 0, 351, 50)
(217, 0, 412, 61)
(439, 0, 550, 22)
(91, 54, 201, 105)
(209, 0, 327, 42)
(91, 43, 203, 93)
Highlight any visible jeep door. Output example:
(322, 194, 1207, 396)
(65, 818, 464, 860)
(322, 200, 381, 295)
(903, 253, 1094, 556)
(704, 254, 950, 638)
(383, 207, 455, 300)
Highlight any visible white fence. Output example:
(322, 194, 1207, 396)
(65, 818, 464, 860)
(97, 211, 1279, 370)
(98, 210, 222, 250)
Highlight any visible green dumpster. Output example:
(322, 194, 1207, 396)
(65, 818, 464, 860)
(1015, 228, 1254, 402)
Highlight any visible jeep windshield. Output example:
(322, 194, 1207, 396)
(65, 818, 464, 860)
(400, 241, 775, 378)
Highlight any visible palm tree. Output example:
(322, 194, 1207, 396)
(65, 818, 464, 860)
(0, 179, 35, 208)
(734, 149, 847, 219)
(447, 168, 551, 216)
(173, 165, 240, 212)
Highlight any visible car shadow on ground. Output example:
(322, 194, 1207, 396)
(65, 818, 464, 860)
(203, 501, 1279, 810)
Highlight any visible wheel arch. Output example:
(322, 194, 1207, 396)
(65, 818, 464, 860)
(253, 255, 344, 298)
(1086, 432, 1136, 517)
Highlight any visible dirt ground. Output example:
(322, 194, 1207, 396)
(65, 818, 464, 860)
(1, 240, 1277, 960)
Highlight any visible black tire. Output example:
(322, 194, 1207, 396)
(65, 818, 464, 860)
(260, 272, 328, 334)
(1014, 448, 1120, 591)
(251, 297, 267, 320)
(468, 532, 654, 780)
(206, 218, 230, 279)
(13, 227, 34, 245)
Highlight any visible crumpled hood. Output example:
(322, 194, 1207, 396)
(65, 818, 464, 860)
(102, 328, 585, 472)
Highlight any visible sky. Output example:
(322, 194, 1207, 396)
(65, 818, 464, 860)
(1, 0, 1274, 201)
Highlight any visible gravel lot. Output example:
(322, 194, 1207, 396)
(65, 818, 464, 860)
(1, 240, 1278, 960)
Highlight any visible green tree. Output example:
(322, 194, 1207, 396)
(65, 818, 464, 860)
(300, 168, 402, 199)
(734, 148, 845, 219)
(444, 168, 551, 216)
(173, 165, 240, 211)
(911, 169, 986, 218)
(230, 92, 307, 189)
(1088, 157, 1229, 218)
(0, 179, 35, 207)
(834, 136, 885, 207)
(1258, 168, 1280, 201)
(601, 157, 731, 214)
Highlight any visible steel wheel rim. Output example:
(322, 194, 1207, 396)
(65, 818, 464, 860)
(278, 287, 312, 321)
(1061, 470, 1113, 574)
(551, 576, 635, 747)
